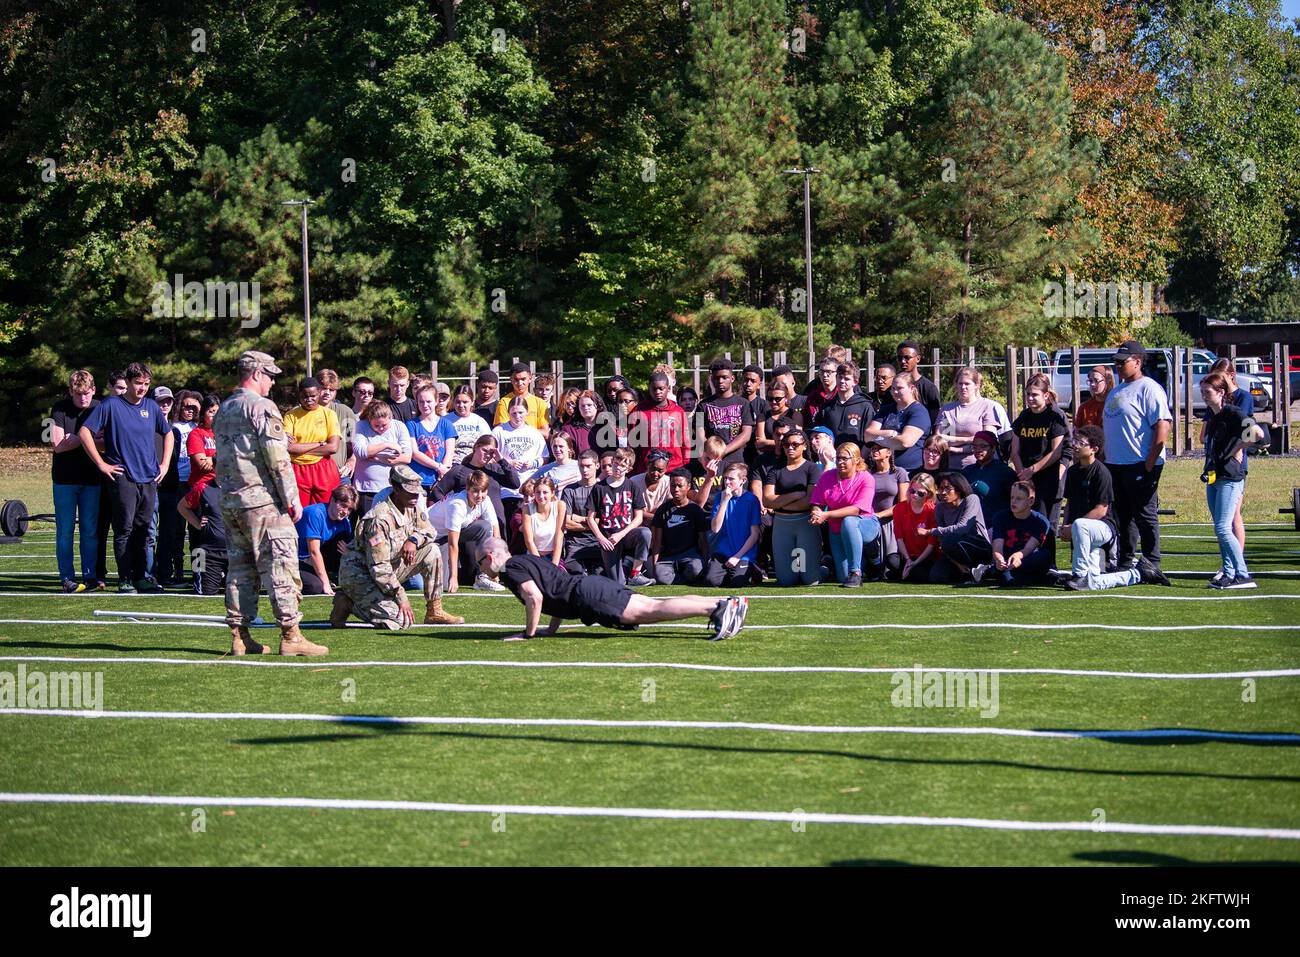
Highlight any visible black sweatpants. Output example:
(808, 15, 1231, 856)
(1107, 462, 1163, 567)
(111, 479, 156, 582)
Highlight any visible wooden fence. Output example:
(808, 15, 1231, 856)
(424, 342, 1294, 456)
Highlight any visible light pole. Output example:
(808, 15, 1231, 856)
(281, 199, 315, 376)
(784, 167, 820, 377)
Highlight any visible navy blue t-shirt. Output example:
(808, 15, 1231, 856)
(990, 508, 1050, 555)
(294, 502, 354, 561)
(875, 401, 932, 471)
(82, 394, 167, 483)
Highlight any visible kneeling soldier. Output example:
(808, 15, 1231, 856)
(330, 465, 464, 629)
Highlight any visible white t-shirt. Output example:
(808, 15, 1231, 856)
(526, 502, 560, 555)
(428, 491, 496, 538)
(534, 459, 581, 491)
(1103, 376, 1172, 466)
(492, 422, 550, 498)
(448, 413, 491, 464)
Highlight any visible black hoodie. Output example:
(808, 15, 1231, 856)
(815, 390, 875, 448)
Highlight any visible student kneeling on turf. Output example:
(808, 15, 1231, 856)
(1058, 424, 1143, 591)
(650, 468, 710, 584)
(975, 480, 1052, 586)
(295, 484, 358, 595)
(705, 463, 762, 587)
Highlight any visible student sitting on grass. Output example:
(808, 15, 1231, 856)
(705, 462, 763, 587)
(892, 472, 939, 583)
(588, 448, 653, 586)
(809, 442, 880, 587)
(521, 475, 566, 568)
(918, 472, 992, 584)
(975, 480, 1052, 587)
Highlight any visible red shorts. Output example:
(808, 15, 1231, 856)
(294, 459, 341, 506)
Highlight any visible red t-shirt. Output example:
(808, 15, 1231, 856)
(630, 402, 691, 473)
(894, 499, 940, 558)
(187, 427, 216, 494)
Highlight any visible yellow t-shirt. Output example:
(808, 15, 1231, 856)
(493, 393, 550, 432)
(283, 405, 341, 465)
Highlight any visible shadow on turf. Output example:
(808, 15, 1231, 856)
(228, 725, 1300, 782)
(1073, 850, 1297, 867)
(0, 639, 225, 657)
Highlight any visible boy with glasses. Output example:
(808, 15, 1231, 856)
(895, 339, 941, 431)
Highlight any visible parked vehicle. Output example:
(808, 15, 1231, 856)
(1051, 348, 1272, 413)
(1258, 357, 1300, 406)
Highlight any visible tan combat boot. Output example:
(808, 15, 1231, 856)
(279, 624, 329, 657)
(329, 592, 353, 629)
(423, 597, 464, 625)
(230, 625, 268, 656)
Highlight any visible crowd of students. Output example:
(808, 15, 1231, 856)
(46, 339, 1264, 599)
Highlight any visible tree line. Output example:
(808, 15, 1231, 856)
(1, 0, 1297, 440)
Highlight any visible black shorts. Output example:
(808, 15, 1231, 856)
(571, 575, 633, 628)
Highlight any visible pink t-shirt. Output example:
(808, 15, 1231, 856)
(936, 398, 1001, 468)
(810, 470, 876, 532)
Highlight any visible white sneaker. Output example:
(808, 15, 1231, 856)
(971, 564, 991, 584)
(474, 573, 506, 593)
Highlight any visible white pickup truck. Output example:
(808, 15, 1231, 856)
(1049, 348, 1272, 413)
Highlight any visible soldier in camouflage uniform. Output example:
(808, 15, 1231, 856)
(214, 351, 328, 656)
(330, 465, 465, 629)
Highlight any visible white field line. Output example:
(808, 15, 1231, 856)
(2, 591, 1300, 604)
(1, 617, 1299, 633)
(3, 707, 1299, 744)
(1, 654, 1295, 680)
(0, 791, 1295, 840)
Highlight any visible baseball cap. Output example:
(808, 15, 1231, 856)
(152, 386, 174, 402)
(810, 426, 835, 440)
(434, 382, 451, 396)
(1114, 340, 1146, 361)
(389, 464, 423, 493)
(237, 350, 283, 376)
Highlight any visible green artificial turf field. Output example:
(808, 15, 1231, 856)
(1, 459, 1298, 866)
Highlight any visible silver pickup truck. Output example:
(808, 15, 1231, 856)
(1050, 348, 1272, 413)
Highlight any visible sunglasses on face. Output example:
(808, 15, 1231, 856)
(355, 390, 374, 398)
(910, 489, 927, 497)
(181, 404, 200, 413)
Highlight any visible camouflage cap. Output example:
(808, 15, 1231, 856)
(237, 350, 283, 376)
(389, 464, 423, 493)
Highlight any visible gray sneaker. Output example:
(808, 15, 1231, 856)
(1223, 574, 1257, 590)
(474, 573, 506, 593)
(711, 596, 749, 641)
(626, 574, 655, 587)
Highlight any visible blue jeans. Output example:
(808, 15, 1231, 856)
(829, 515, 880, 583)
(1207, 478, 1247, 578)
(53, 483, 100, 583)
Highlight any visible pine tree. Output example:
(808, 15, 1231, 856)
(889, 17, 1098, 355)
